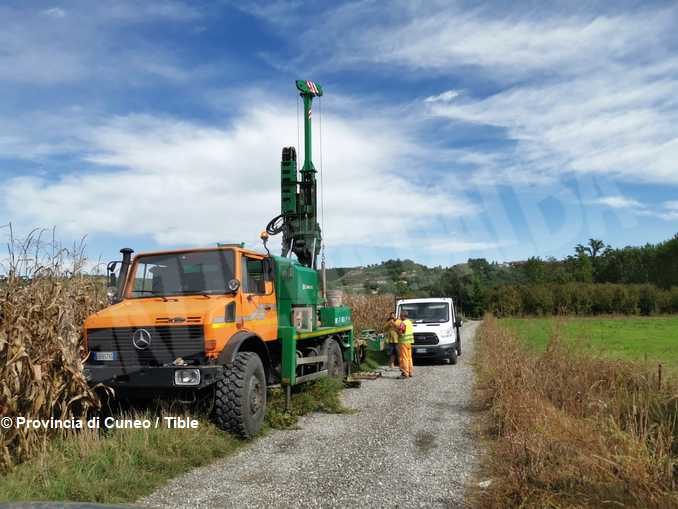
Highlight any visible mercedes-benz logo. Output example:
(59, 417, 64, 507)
(132, 329, 152, 350)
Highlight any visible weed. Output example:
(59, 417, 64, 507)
(473, 315, 678, 508)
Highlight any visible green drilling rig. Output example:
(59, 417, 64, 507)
(84, 80, 354, 438)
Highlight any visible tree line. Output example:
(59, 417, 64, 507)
(426, 234, 678, 317)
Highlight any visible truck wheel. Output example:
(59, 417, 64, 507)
(213, 351, 266, 438)
(449, 347, 458, 365)
(324, 339, 344, 378)
(456, 335, 462, 357)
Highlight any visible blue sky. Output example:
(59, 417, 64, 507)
(1, 0, 677, 271)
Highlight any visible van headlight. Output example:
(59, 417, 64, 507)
(174, 369, 201, 386)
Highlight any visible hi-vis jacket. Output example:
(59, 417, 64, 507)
(399, 319, 414, 344)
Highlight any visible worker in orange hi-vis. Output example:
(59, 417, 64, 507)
(397, 310, 414, 379)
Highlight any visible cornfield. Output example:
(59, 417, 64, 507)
(0, 228, 107, 472)
(343, 293, 395, 333)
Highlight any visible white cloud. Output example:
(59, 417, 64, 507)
(591, 195, 644, 209)
(587, 196, 678, 221)
(657, 201, 678, 221)
(43, 7, 66, 18)
(0, 2, 201, 84)
(284, 3, 678, 186)
(1, 104, 476, 251)
(424, 90, 459, 103)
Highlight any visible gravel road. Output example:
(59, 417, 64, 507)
(141, 321, 480, 509)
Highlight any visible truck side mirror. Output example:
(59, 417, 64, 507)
(106, 260, 119, 285)
(106, 261, 120, 304)
(455, 319, 463, 328)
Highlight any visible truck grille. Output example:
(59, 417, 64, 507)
(87, 325, 205, 367)
(413, 332, 439, 345)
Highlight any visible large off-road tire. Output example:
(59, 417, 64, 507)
(213, 351, 266, 438)
(323, 338, 344, 378)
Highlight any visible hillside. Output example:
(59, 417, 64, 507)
(326, 259, 450, 295)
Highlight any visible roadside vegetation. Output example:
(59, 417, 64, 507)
(473, 316, 678, 508)
(0, 412, 240, 503)
(266, 377, 349, 429)
(0, 378, 347, 504)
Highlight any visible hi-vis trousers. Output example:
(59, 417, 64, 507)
(399, 343, 413, 377)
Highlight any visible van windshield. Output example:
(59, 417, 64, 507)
(399, 302, 449, 323)
(128, 250, 235, 298)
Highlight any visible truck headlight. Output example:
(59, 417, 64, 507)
(174, 369, 201, 386)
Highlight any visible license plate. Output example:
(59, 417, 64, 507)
(416, 348, 428, 354)
(93, 351, 117, 361)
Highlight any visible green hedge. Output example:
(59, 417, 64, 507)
(486, 283, 678, 317)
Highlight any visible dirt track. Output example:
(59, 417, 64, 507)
(141, 321, 480, 508)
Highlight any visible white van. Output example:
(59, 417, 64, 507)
(395, 298, 463, 364)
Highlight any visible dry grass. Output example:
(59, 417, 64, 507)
(343, 293, 395, 333)
(0, 228, 107, 472)
(473, 315, 678, 508)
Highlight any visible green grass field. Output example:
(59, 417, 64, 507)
(501, 315, 678, 369)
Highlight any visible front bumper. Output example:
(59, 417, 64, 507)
(84, 365, 224, 389)
(412, 342, 456, 360)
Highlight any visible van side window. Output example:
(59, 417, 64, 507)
(242, 256, 265, 294)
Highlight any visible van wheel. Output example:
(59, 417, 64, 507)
(449, 348, 458, 365)
(324, 339, 344, 378)
(213, 351, 266, 438)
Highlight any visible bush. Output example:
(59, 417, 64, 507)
(520, 285, 553, 315)
(672, 287, 678, 313)
(656, 289, 673, 314)
(638, 284, 657, 316)
(487, 282, 675, 317)
(591, 284, 614, 314)
(487, 286, 522, 318)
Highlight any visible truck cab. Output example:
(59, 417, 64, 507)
(84, 246, 278, 391)
(395, 297, 462, 364)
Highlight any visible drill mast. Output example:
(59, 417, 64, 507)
(267, 80, 323, 269)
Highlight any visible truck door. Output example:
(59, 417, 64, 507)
(240, 254, 278, 341)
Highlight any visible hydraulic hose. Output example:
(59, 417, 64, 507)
(266, 214, 285, 236)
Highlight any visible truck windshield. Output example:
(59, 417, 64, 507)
(399, 302, 449, 323)
(128, 250, 235, 298)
